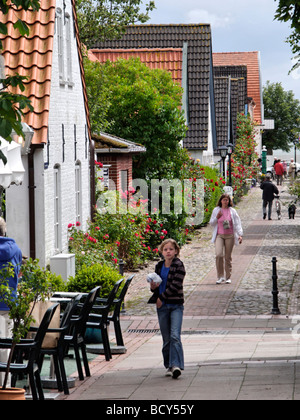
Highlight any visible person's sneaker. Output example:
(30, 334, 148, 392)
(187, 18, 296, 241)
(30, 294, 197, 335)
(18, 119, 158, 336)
(172, 367, 181, 379)
(165, 368, 172, 376)
(225, 279, 231, 284)
(263, 213, 266, 219)
(216, 277, 225, 284)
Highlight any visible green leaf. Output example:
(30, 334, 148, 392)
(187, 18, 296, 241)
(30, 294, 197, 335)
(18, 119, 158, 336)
(13, 19, 29, 37)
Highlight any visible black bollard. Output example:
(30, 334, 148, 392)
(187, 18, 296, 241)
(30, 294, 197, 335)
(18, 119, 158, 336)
(271, 256, 281, 315)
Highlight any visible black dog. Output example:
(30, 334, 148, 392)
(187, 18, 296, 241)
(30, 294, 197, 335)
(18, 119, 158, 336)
(288, 204, 296, 219)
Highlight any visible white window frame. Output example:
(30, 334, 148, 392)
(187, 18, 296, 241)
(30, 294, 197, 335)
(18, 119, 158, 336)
(57, 8, 64, 83)
(54, 165, 62, 252)
(75, 162, 82, 225)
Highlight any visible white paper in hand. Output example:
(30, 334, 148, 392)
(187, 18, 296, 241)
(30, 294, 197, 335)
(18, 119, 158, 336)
(147, 272, 162, 284)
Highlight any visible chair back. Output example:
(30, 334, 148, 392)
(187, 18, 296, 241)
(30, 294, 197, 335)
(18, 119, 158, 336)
(73, 286, 101, 337)
(115, 275, 134, 305)
(105, 278, 124, 309)
(32, 303, 59, 358)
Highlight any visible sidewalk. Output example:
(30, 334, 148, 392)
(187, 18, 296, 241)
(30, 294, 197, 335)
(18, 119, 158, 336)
(59, 182, 300, 401)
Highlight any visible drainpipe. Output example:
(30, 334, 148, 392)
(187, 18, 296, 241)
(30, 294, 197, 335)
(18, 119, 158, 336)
(89, 136, 96, 222)
(28, 144, 43, 259)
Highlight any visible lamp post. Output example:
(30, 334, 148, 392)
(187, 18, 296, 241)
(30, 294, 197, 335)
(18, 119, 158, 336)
(226, 142, 233, 186)
(219, 146, 227, 179)
(261, 145, 267, 175)
(293, 137, 299, 179)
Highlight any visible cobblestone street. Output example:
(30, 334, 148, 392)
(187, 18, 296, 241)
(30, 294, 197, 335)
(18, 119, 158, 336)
(124, 181, 300, 317)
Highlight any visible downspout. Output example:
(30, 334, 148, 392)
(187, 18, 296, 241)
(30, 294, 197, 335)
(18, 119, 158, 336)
(28, 144, 43, 259)
(89, 133, 96, 222)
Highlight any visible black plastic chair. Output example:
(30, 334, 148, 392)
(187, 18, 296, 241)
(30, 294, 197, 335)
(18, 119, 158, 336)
(87, 279, 124, 361)
(64, 286, 101, 381)
(37, 294, 82, 395)
(0, 303, 59, 400)
(108, 275, 134, 346)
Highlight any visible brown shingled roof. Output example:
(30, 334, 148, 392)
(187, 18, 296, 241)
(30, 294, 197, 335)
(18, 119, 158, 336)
(213, 52, 263, 124)
(89, 48, 183, 85)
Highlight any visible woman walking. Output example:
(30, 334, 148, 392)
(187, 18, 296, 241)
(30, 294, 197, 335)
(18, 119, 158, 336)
(209, 194, 243, 284)
(148, 238, 185, 379)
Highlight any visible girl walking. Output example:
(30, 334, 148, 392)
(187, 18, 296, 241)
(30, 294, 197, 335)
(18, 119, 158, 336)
(209, 194, 243, 284)
(148, 238, 185, 379)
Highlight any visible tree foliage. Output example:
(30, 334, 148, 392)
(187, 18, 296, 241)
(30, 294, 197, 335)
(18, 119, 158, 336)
(262, 81, 300, 151)
(84, 56, 187, 180)
(274, 0, 300, 72)
(76, 0, 156, 48)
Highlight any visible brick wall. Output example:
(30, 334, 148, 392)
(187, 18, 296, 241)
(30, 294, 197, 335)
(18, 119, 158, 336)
(97, 153, 133, 192)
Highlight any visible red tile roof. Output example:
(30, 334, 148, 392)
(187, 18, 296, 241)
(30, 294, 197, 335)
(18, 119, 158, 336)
(89, 48, 183, 85)
(0, 0, 90, 145)
(213, 52, 262, 124)
(0, 1, 55, 144)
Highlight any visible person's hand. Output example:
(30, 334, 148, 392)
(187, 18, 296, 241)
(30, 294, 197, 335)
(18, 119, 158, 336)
(238, 236, 243, 244)
(216, 210, 223, 219)
(150, 280, 159, 290)
(156, 298, 163, 309)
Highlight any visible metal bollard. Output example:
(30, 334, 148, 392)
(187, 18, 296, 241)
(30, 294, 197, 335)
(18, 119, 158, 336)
(271, 256, 281, 315)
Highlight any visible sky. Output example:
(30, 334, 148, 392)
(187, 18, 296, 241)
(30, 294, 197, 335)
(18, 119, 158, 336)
(145, 0, 300, 101)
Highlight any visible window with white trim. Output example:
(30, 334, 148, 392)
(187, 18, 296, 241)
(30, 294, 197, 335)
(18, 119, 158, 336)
(56, 8, 64, 82)
(75, 162, 82, 225)
(54, 165, 62, 252)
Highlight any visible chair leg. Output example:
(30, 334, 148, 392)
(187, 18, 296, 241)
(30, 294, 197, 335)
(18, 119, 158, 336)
(53, 354, 63, 392)
(34, 370, 44, 400)
(114, 318, 124, 347)
(80, 344, 90, 377)
(58, 349, 69, 395)
(73, 344, 84, 380)
(29, 371, 38, 400)
(101, 327, 112, 361)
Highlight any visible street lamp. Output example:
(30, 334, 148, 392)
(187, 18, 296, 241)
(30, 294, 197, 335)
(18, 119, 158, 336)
(219, 146, 227, 178)
(11, 122, 34, 155)
(293, 137, 298, 178)
(226, 142, 234, 186)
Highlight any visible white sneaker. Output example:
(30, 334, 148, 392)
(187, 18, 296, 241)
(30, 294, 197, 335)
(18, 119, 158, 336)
(225, 279, 231, 284)
(172, 367, 181, 379)
(216, 277, 225, 284)
(165, 368, 172, 376)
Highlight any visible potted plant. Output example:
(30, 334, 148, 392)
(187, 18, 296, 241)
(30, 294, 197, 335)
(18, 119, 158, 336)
(0, 259, 64, 399)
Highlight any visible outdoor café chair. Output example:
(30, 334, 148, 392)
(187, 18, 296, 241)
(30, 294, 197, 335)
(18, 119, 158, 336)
(37, 294, 82, 395)
(87, 279, 124, 361)
(64, 286, 101, 381)
(108, 275, 134, 347)
(0, 303, 59, 400)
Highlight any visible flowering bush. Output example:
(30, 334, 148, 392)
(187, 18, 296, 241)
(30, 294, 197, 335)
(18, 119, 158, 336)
(231, 113, 260, 197)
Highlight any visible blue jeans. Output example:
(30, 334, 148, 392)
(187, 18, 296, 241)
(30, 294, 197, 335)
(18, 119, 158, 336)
(157, 304, 184, 370)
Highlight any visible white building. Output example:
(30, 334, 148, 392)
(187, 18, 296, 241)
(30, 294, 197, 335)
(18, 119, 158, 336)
(1, 0, 93, 266)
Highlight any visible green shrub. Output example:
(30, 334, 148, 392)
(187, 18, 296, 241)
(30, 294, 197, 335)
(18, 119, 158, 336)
(66, 263, 122, 298)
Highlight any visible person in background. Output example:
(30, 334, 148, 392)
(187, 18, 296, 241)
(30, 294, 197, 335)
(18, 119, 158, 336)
(274, 159, 284, 186)
(260, 174, 279, 220)
(148, 238, 185, 379)
(0, 217, 23, 387)
(289, 158, 296, 180)
(282, 160, 287, 179)
(209, 194, 243, 285)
